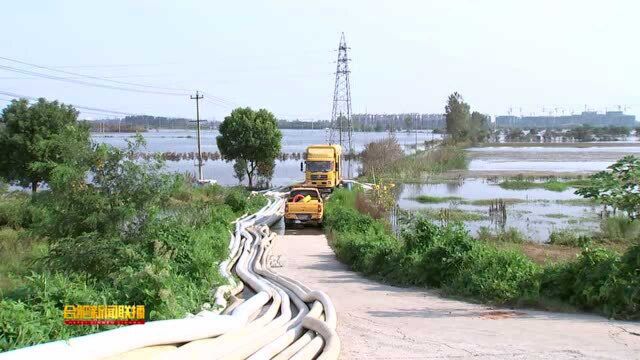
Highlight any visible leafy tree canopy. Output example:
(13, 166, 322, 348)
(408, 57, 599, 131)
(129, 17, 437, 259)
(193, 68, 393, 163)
(576, 155, 640, 219)
(0, 98, 90, 192)
(445, 92, 471, 141)
(216, 107, 282, 188)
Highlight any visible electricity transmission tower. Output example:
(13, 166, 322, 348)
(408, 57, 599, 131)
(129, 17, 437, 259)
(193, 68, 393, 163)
(190, 91, 204, 182)
(329, 32, 353, 153)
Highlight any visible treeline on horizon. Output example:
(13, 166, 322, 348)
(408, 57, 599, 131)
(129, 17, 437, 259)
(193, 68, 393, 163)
(85, 113, 639, 134)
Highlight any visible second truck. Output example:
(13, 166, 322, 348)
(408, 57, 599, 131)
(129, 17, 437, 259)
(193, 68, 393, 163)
(302, 144, 343, 193)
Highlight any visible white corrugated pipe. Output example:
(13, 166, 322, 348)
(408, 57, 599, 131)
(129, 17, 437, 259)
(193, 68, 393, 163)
(0, 190, 340, 360)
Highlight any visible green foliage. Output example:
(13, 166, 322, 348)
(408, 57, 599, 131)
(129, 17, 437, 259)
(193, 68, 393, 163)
(450, 245, 540, 303)
(445, 92, 471, 141)
(549, 230, 585, 246)
(326, 188, 640, 319)
(477, 227, 527, 243)
(597, 216, 640, 242)
(443, 93, 489, 143)
(469, 111, 490, 143)
(576, 156, 640, 219)
(216, 107, 282, 188)
(0, 192, 34, 229)
(499, 178, 591, 192)
(0, 98, 90, 192)
(0, 137, 267, 350)
(421, 208, 488, 222)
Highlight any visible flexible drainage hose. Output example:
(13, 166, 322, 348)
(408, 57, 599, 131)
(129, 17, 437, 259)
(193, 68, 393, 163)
(0, 191, 340, 360)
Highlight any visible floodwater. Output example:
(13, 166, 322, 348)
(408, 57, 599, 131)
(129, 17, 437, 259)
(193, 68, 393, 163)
(466, 145, 640, 173)
(92, 129, 440, 186)
(397, 180, 602, 243)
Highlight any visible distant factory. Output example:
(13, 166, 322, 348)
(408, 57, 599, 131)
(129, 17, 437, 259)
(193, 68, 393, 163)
(496, 111, 636, 128)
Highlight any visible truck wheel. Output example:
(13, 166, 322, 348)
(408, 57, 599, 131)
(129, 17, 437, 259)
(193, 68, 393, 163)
(284, 219, 293, 228)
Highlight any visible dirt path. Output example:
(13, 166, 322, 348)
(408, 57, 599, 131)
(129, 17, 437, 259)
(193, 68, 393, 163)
(273, 228, 640, 359)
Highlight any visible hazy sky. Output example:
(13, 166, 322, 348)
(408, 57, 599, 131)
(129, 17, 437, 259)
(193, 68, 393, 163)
(1, 0, 639, 121)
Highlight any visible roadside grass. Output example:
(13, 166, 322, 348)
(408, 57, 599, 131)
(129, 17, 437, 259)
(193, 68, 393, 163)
(0, 182, 266, 351)
(325, 188, 640, 320)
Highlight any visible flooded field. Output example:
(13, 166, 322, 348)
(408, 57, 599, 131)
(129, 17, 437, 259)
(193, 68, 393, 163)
(92, 131, 630, 242)
(397, 180, 602, 243)
(92, 129, 438, 186)
(466, 145, 640, 174)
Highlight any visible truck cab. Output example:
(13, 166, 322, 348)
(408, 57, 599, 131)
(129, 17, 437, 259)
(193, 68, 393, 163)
(303, 144, 342, 192)
(284, 188, 324, 227)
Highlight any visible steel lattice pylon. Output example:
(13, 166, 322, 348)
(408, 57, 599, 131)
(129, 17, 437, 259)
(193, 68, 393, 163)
(329, 32, 353, 153)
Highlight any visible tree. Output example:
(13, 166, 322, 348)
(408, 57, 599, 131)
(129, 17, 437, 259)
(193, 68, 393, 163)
(360, 137, 403, 179)
(404, 116, 413, 132)
(469, 111, 490, 143)
(567, 125, 594, 142)
(445, 92, 470, 141)
(0, 98, 90, 192)
(576, 156, 640, 219)
(217, 107, 282, 188)
(506, 128, 525, 142)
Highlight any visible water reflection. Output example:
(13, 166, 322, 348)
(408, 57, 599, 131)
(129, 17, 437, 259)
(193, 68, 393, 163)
(397, 179, 601, 243)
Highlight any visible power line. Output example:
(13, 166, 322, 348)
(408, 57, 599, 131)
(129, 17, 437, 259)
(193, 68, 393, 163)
(0, 56, 240, 108)
(0, 56, 192, 94)
(0, 64, 189, 96)
(0, 90, 139, 116)
(0, 74, 171, 80)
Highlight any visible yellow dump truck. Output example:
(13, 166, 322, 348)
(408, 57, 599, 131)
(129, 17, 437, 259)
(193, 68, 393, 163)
(302, 144, 342, 193)
(284, 187, 324, 227)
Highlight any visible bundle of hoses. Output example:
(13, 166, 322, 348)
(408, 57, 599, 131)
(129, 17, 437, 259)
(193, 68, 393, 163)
(0, 191, 340, 360)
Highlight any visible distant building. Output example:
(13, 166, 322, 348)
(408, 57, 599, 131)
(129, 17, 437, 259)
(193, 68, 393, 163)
(495, 111, 636, 128)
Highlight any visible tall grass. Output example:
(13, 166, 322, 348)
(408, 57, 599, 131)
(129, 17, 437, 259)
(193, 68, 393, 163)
(325, 188, 640, 320)
(365, 146, 468, 182)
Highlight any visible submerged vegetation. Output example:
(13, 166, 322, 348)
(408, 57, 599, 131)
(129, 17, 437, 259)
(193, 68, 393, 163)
(498, 177, 591, 192)
(325, 188, 640, 320)
(412, 195, 462, 203)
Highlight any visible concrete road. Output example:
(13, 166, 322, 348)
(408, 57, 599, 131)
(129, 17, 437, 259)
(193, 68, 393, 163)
(273, 228, 640, 359)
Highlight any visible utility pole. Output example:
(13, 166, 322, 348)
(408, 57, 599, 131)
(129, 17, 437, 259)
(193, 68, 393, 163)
(414, 117, 418, 153)
(190, 91, 204, 182)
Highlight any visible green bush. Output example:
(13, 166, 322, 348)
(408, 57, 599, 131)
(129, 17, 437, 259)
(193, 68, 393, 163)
(549, 229, 585, 246)
(477, 227, 526, 243)
(224, 187, 250, 213)
(598, 216, 640, 242)
(326, 188, 640, 319)
(601, 244, 640, 319)
(451, 245, 540, 303)
(0, 193, 33, 229)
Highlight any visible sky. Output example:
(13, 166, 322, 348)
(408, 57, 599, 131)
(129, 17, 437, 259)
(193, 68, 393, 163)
(1, 0, 639, 121)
